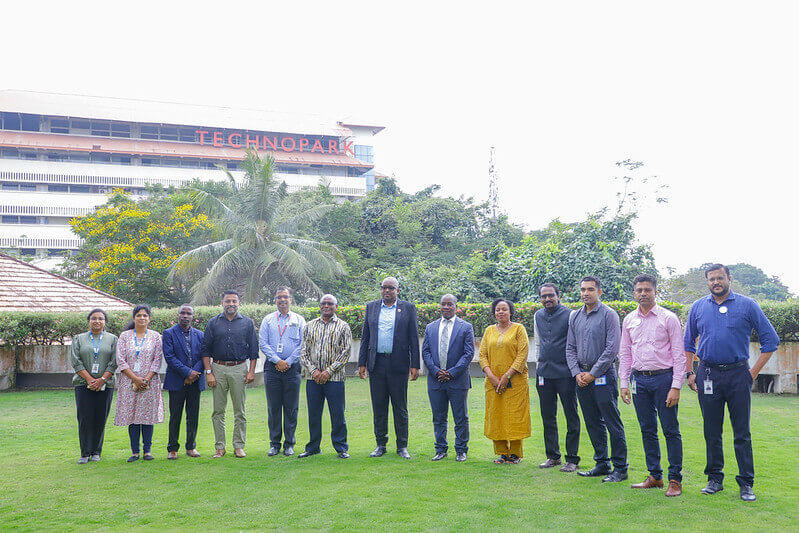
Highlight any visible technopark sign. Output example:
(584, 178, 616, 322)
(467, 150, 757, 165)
(195, 130, 355, 156)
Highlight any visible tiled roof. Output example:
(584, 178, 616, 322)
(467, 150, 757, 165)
(0, 253, 131, 312)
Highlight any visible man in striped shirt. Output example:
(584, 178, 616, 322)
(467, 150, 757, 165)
(298, 294, 353, 459)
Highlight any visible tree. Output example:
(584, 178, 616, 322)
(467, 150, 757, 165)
(60, 191, 214, 306)
(168, 149, 345, 304)
(494, 212, 658, 302)
(660, 262, 794, 304)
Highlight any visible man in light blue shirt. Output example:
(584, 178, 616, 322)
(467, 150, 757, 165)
(259, 286, 306, 456)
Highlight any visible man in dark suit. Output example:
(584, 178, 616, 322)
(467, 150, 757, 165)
(358, 276, 420, 459)
(163, 304, 205, 459)
(421, 294, 475, 462)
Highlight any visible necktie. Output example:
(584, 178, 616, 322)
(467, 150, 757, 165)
(439, 320, 451, 369)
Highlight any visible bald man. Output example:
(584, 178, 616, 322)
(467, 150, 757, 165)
(359, 277, 420, 459)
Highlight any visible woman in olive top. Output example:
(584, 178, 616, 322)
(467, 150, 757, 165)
(479, 299, 531, 464)
(70, 308, 118, 465)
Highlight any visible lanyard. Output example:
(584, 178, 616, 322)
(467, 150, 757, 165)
(89, 332, 103, 362)
(134, 330, 147, 357)
(277, 315, 290, 340)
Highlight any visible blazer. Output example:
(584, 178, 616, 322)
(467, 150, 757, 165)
(162, 324, 206, 392)
(421, 317, 475, 390)
(358, 299, 420, 374)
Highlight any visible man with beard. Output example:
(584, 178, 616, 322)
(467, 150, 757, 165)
(684, 264, 779, 502)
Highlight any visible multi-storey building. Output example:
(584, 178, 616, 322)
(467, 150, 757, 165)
(0, 90, 383, 262)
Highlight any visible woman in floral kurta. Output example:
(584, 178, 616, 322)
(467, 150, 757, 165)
(114, 305, 164, 461)
(479, 299, 531, 464)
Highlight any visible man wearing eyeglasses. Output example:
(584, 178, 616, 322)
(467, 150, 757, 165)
(358, 276, 421, 459)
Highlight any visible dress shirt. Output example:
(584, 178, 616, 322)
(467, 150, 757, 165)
(300, 315, 353, 381)
(259, 310, 306, 364)
(684, 292, 779, 365)
(377, 301, 397, 353)
(438, 316, 456, 350)
(534, 305, 572, 379)
(70, 331, 118, 387)
(565, 301, 621, 378)
(618, 305, 686, 389)
(201, 312, 259, 361)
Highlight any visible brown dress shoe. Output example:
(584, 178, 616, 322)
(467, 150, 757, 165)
(539, 458, 562, 468)
(234, 448, 246, 458)
(167, 451, 178, 460)
(631, 475, 664, 489)
(665, 480, 682, 497)
(213, 449, 226, 458)
(559, 462, 578, 473)
(186, 449, 201, 458)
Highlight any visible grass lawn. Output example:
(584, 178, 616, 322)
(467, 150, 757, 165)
(1, 380, 797, 531)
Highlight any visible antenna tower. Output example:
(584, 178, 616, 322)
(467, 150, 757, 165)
(488, 146, 499, 218)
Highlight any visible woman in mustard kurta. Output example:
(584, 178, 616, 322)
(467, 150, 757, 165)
(479, 299, 531, 464)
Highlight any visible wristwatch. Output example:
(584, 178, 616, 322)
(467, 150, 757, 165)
(205, 369, 212, 374)
(685, 371, 695, 378)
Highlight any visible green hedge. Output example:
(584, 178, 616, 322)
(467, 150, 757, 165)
(2, 300, 797, 346)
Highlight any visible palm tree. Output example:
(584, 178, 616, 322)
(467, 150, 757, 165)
(168, 149, 345, 304)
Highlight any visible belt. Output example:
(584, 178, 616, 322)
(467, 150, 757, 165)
(632, 368, 672, 377)
(213, 360, 246, 366)
(377, 352, 391, 357)
(700, 360, 747, 371)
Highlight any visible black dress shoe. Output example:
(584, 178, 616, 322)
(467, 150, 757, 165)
(431, 452, 448, 461)
(578, 465, 612, 477)
(739, 485, 756, 502)
(701, 480, 724, 494)
(337, 451, 350, 459)
(268, 446, 280, 457)
(298, 450, 320, 458)
(397, 448, 411, 459)
(369, 446, 387, 458)
(602, 471, 628, 483)
(456, 452, 467, 462)
(283, 446, 294, 457)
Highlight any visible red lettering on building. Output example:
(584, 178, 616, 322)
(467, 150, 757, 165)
(281, 137, 296, 152)
(212, 131, 224, 148)
(299, 138, 309, 152)
(311, 139, 324, 153)
(342, 141, 355, 156)
(196, 130, 208, 145)
(246, 134, 260, 149)
(327, 140, 339, 154)
(228, 133, 242, 148)
(263, 136, 278, 151)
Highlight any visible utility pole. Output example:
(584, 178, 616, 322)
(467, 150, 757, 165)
(488, 146, 499, 218)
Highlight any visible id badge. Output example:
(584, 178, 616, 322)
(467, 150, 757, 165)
(133, 360, 142, 374)
(704, 380, 714, 395)
(276, 343, 284, 354)
(100, 383, 107, 391)
(538, 376, 545, 386)
(595, 376, 607, 386)
(91, 363, 100, 374)
(630, 379, 637, 395)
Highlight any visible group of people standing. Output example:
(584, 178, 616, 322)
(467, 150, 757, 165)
(69, 264, 779, 502)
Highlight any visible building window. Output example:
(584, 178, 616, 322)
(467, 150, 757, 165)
(90, 152, 112, 163)
(179, 128, 195, 142)
(48, 184, 69, 192)
(47, 152, 68, 161)
(141, 125, 159, 140)
(1, 148, 20, 158)
(111, 154, 131, 164)
(111, 123, 131, 138)
(71, 119, 90, 133)
(90, 121, 111, 137)
(19, 216, 38, 224)
(160, 127, 178, 141)
(226, 162, 239, 170)
(50, 118, 69, 134)
(69, 153, 90, 162)
(141, 157, 158, 166)
(19, 248, 36, 255)
(1, 112, 21, 130)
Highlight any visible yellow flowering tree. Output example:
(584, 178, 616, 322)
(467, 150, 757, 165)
(61, 191, 214, 306)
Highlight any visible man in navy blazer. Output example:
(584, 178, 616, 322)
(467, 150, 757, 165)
(358, 276, 420, 459)
(422, 294, 475, 462)
(163, 304, 205, 459)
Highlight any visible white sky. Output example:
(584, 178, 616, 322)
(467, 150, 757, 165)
(5, 1, 798, 292)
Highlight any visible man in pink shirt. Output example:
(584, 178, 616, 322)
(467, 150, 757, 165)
(619, 274, 686, 497)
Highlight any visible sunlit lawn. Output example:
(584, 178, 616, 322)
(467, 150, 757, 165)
(1, 380, 797, 531)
